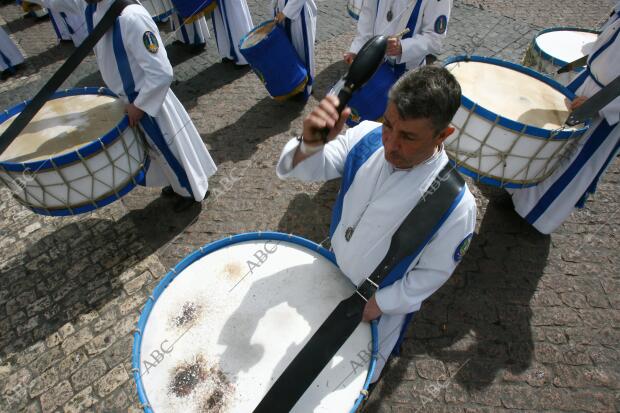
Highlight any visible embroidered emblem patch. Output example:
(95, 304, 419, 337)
(434, 15, 448, 34)
(453, 233, 473, 262)
(143, 31, 159, 54)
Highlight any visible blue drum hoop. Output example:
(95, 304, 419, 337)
(151, 9, 173, 23)
(132, 231, 379, 413)
(443, 55, 589, 141)
(171, 0, 216, 24)
(531, 27, 600, 72)
(0, 86, 149, 216)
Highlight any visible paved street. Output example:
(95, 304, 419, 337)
(0, 0, 618, 412)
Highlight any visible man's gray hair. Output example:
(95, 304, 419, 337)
(388, 66, 461, 133)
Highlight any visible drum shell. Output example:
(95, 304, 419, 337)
(346, 62, 401, 127)
(170, 0, 216, 23)
(0, 88, 148, 216)
(523, 27, 599, 86)
(132, 232, 377, 413)
(240, 22, 309, 101)
(443, 55, 589, 188)
(141, 0, 174, 22)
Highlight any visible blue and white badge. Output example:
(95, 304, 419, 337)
(434, 15, 448, 34)
(143, 31, 159, 54)
(453, 233, 473, 262)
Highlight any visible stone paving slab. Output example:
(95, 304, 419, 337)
(0, 0, 618, 412)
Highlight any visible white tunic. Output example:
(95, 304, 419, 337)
(277, 121, 477, 380)
(509, 9, 620, 234)
(211, 0, 253, 65)
(39, 0, 217, 201)
(171, 13, 209, 46)
(48, 8, 72, 41)
(0, 26, 24, 72)
(48, 7, 88, 46)
(350, 0, 451, 69)
(273, 0, 317, 96)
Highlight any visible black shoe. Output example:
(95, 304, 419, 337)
(191, 43, 206, 54)
(221, 57, 234, 64)
(161, 186, 175, 197)
(173, 196, 199, 213)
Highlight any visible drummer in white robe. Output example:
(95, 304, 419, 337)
(274, 0, 317, 99)
(0, 26, 25, 75)
(344, 0, 452, 70)
(33, 0, 217, 212)
(276, 67, 477, 381)
(211, 0, 253, 66)
(171, 13, 209, 51)
(509, 3, 620, 234)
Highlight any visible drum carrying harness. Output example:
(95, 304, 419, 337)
(0, 0, 137, 154)
(253, 161, 466, 412)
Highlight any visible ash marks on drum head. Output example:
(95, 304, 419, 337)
(170, 301, 202, 330)
(168, 354, 234, 412)
(223, 261, 243, 282)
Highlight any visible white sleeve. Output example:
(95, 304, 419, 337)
(29, 0, 82, 15)
(349, 0, 378, 54)
(399, 0, 451, 68)
(375, 189, 476, 315)
(121, 10, 173, 117)
(282, 0, 307, 19)
(276, 121, 381, 182)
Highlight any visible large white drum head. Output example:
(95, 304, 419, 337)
(240, 22, 275, 49)
(138, 238, 371, 412)
(535, 29, 598, 64)
(0, 94, 125, 163)
(446, 60, 570, 130)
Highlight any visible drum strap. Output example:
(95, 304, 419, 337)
(0, 0, 136, 155)
(566, 74, 620, 126)
(252, 163, 466, 413)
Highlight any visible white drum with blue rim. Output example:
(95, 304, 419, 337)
(133, 232, 378, 412)
(443, 56, 589, 188)
(0, 87, 148, 216)
(523, 27, 599, 85)
(141, 0, 174, 22)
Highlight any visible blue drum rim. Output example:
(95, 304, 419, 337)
(443, 55, 589, 140)
(449, 159, 537, 189)
(532, 27, 600, 71)
(24, 155, 149, 216)
(131, 231, 378, 413)
(239, 20, 276, 51)
(0, 87, 130, 172)
(151, 8, 173, 22)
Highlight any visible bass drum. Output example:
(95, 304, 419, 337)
(133, 232, 378, 412)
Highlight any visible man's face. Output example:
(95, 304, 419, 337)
(381, 102, 454, 169)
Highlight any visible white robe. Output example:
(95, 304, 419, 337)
(277, 121, 477, 380)
(211, 0, 253, 65)
(0, 27, 24, 72)
(39, 0, 217, 201)
(350, 0, 451, 69)
(48, 8, 72, 41)
(509, 9, 620, 234)
(171, 13, 209, 46)
(273, 0, 317, 96)
(48, 7, 88, 46)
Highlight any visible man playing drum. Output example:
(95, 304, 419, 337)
(509, 2, 620, 234)
(274, 0, 317, 99)
(276, 66, 477, 383)
(30, 0, 217, 212)
(344, 0, 451, 69)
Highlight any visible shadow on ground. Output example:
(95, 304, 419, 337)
(0, 196, 199, 356)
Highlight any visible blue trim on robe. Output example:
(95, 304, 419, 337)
(576, 132, 620, 208)
(110, 15, 195, 197)
(178, 14, 191, 44)
(218, 0, 238, 62)
(568, 68, 589, 93)
(60, 12, 75, 34)
(0, 49, 15, 73)
(394, 0, 424, 72)
(85, 3, 95, 34)
(525, 119, 614, 224)
(49, 12, 63, 39)
(329, 124, 465, 356)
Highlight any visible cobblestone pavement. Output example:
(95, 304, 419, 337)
(0, 0, 618, 412)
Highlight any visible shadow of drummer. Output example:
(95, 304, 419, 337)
(364, 185, 550, 408)
(0, 195, 199, 357)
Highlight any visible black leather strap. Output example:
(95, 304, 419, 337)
(557, 54, 589, 74)
(252, 162, 465, 413)
(0, 0, 137, 155)
(565, 74, 620, 126)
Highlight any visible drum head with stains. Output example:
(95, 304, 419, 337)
(137, 236, 372, 412)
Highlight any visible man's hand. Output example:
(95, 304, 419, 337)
(386, 37, 402, 57)
(569, 96, 588, 111)
(343, 52, 356, 65)
(302, 95, 351, 143)
(126, 104, 144, 127)
(362, 295, 382, 322)
(275, 11, 286, 24)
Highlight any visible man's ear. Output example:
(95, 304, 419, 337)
(435, 126, 455, 145)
